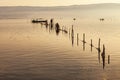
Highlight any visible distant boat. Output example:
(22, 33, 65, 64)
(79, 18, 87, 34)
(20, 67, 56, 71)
(73, 18, 76, 21)
(100, 18, 104, 21)
(32, 18, 48, 23)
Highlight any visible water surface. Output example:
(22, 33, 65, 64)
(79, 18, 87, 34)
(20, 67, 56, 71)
(0, 8, 120, 80)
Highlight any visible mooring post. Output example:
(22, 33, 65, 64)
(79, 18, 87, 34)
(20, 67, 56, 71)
(83, 33, 85, 43)
(83, 33, 86, 51)
(71, 25, 74, 46)
(50, 18, 54, 29)
(102, 44, 105, 69)
(91, 39, 93, 51)
(77, 33, 79, 46)
(91, 39, 92, 46)
(108, 55, 110, 64)
(71, 25, 74, 38)
(72, 25, 74, 34)
(98, 38, 101, 52)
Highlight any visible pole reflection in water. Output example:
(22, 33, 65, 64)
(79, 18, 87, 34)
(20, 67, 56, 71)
(45, 20, 48, 29)
(97, 38, 101, 63)
(83, 42, 85, 51)
(98, 50, 101, 63)
(101, 44, 105, 69)
(72, 35, 74, 46)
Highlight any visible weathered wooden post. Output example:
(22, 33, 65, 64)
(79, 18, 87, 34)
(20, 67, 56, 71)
(83, 33, 86, 51)
(83, 33, 85, 43)
(50, 18, 54, 29)
(71, 25, 74, 46)
(77, 33, 79, 46)
(71, 25, 74, 37)
(55, 23, 60, 35)
(91, 39, 93, 51)
(97, 38, 101, 63)
(98, 38, 101, 52)
(108, 55, 110, 64)
(101, 44, 105, 69)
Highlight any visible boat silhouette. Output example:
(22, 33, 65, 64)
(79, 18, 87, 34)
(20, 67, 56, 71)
(32, 18, 48, 23)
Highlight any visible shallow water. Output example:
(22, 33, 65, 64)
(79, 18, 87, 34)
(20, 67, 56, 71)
(0, 10, 120, 80)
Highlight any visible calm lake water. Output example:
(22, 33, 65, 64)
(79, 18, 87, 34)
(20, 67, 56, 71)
(0, 8, 120, 80)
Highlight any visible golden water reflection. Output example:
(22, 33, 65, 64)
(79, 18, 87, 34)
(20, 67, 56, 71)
(0, 18, 120, 80)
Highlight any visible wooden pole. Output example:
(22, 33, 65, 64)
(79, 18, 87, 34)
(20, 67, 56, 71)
(98, 38, 101, 52)
(71, 25, 74, 46)
(108, 55, 110, 64)
(102, 44, 105, 69)
(91, 39, 93, 51)
(77, 33, 79, 46)
(83, 33, 86, 51)
(83, 33, 85, 43)
(71, 25, 74, 37)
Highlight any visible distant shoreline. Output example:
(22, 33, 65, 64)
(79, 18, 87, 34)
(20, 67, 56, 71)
(0, 3, 120, 7)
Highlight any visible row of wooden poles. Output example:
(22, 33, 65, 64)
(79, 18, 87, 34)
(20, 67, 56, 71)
(70, 25, 110, 69)
(36, 18, 110, 69)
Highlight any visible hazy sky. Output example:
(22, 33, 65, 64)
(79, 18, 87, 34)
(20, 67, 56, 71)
(0, 0, 120, 6)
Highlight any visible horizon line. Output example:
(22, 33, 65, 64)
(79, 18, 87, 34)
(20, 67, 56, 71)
(0, 3, 119, 7)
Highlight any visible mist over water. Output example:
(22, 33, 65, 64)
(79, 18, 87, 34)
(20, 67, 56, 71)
(0, 4, 120, 80)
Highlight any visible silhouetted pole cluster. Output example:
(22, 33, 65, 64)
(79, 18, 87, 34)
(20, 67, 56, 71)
(32, 18, 111, 69)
